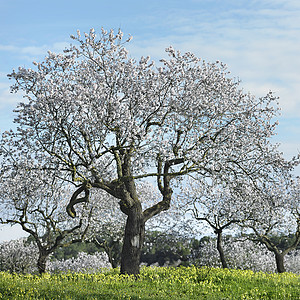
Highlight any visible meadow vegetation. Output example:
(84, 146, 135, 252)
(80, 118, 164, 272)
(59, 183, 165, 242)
(0, 266, 299, 299)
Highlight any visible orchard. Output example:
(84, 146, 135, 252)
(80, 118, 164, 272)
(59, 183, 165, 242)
(1, 28, 299, 276)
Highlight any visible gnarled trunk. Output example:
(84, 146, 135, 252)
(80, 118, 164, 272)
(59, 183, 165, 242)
(37, 250, 48, 274)
(216, 230, 228, 269)
(275, 252, 286, 273)
(120, 204, 145, 275)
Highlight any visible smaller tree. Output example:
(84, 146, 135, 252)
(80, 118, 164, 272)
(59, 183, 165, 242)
(240, 177, 300, 273)
(192, 236, 276, 272)
(0, 153, 92, 274)
(86, 189, 125, 268)
(181, 177, 247, 268)
(92, 221, 124, 268)
(285, 249, 300, 274)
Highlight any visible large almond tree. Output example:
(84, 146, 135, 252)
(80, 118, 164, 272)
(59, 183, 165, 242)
(4, 28, 287, 274)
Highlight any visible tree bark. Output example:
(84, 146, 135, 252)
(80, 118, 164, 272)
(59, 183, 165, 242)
(94, 240, 120, 269)
(260, 236, 286, 273)
(120, 204, 145, 275)
(106, 244, 119, 269)
(216, 230, 228, 269)
(275, 252, 286, 273)
(37, 251, 48, 274)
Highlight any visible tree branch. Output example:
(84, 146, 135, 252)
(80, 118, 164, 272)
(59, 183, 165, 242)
(66, 183, 90, 218)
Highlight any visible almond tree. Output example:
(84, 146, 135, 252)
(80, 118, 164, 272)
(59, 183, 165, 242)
(240, 177, 300, 273)
(181, 177, 252, 268)
(0, 154, 92, 274)
(5, 27, 287, 275)
(194, 236, 276, 272)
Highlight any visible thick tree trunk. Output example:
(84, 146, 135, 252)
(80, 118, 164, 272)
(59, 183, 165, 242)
(216, 230, 228, 269)
(120, 205, 145, 275)
(37, 251, 48, 274)
(275, 252, 286, 273)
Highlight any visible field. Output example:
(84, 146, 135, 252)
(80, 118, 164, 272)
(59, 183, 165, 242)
(0, 266, 299, 299)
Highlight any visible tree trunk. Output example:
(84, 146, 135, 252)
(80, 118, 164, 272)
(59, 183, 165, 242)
(216, 230, 228, 269)
(94, 240, 120, 269)
(275, 252, 286, 273)
(120, 205, 145, 275)
(106, 245, 118, 269)
(37, 251, 48, 274)
(104, 243, 120, 269)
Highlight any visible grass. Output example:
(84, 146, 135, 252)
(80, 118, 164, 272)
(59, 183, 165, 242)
(0, 266, 299, 299)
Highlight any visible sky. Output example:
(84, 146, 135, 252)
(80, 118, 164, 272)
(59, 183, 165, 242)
(0, 0, 299, 241)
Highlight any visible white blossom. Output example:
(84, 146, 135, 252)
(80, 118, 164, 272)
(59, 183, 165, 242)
(0, 238, 39, 274)
(48, 251, 111, 273)
(4, 27, 296, 275)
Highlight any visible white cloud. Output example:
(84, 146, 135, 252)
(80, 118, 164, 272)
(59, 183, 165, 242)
(20, 46, 49, 56)
(275, 140, 300, 161)
(0, 45, 18, 52)
(128, 2, 300, 119)
(0, 42, 70, 60)
(0, 82, 10, 89)
(0, 88, 20, 131)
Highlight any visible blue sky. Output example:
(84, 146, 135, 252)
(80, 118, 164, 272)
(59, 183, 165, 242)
(0, 0, 300, 240)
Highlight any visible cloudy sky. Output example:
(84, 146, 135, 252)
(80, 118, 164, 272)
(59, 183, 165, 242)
(0, 0, 299, 240)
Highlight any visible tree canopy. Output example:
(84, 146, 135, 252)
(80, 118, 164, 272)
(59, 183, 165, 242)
(2, 27, 292, 274)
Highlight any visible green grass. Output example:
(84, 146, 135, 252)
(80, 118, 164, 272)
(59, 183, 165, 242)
(0, 266, 299, 299)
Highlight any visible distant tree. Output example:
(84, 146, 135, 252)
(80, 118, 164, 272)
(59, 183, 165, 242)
(5, 27, 288, 275)
(240, 177, 300, 273)
(0, 156, 92, 274)
(181, 177, 249, 268)
(92, 222, 123, 268)
(51, 240, 99, 261)
(193, 236, 276, 272)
